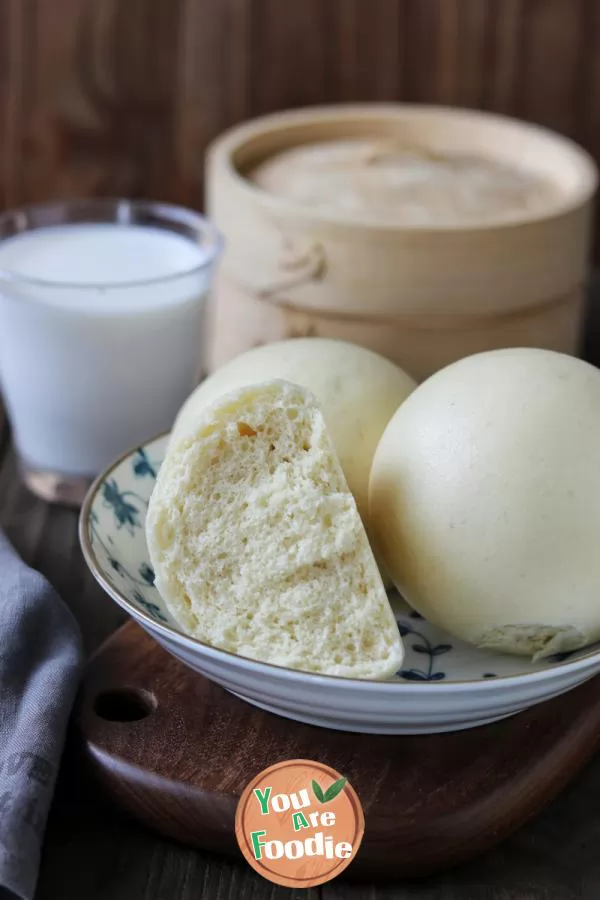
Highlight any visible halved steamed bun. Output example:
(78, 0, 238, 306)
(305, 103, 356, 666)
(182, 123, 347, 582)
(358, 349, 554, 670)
(147, 379, 403, 679)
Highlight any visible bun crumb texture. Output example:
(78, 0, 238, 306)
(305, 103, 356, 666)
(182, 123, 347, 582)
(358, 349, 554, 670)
(146, 379, 403, 680)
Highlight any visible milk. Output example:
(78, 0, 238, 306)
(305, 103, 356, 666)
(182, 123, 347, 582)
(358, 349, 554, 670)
(0, 220, 220, 479)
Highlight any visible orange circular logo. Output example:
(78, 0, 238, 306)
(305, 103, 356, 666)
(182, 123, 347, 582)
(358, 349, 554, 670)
(235, 758, 364, 888)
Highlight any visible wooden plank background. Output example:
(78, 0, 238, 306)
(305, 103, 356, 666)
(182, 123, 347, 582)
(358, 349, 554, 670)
(0, 0, 599, 242)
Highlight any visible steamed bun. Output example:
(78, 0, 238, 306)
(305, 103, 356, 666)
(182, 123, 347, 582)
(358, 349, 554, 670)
(370, 348, 600, 660)
(147, 380, 403, 679)
(170, 338, 416, 557)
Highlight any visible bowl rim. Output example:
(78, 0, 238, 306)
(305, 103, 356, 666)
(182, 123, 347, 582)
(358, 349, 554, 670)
(79, 432, 600, 692)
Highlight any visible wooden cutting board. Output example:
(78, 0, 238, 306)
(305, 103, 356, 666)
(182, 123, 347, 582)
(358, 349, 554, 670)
(78, 620, 600, 880)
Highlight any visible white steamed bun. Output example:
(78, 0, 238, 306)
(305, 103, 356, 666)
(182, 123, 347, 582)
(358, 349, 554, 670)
(169, 338, 416, 572)
(370, 348, 600, 660)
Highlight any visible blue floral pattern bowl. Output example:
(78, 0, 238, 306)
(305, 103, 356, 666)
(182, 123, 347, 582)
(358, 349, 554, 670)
(80, 434, 600, 734)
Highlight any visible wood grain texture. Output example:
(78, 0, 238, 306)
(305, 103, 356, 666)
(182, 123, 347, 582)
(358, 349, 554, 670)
(1, 0, 600, 249)
(77, 620, 600, 881)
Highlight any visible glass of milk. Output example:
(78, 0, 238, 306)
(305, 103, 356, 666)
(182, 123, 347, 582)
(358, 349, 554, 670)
(0, 199, 222, 505)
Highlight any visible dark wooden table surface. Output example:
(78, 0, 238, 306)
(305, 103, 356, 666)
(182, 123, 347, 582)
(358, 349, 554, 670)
(4, 296, 600, 900)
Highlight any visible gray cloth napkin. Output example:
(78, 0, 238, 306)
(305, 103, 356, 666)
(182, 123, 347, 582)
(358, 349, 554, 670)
(0, 532, 84, 900)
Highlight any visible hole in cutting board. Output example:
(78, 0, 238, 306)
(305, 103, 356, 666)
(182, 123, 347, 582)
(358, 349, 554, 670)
(93, 688, 156, 722)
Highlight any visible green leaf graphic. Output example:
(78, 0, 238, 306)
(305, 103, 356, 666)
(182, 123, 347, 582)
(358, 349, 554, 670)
(323, 776, 348, 803)
(312, 779, 325, 803)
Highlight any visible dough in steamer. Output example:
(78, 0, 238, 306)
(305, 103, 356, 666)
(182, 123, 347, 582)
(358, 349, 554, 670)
(250, 139, 559, 226)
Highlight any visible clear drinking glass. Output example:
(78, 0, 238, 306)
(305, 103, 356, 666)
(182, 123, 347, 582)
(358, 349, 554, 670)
(0, 199, 222, 505)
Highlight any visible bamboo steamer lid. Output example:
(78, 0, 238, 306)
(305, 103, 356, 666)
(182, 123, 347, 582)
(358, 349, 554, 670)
(205, 105, 597, 380)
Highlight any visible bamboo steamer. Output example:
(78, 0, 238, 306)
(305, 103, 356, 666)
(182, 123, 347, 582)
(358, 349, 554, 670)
(205, 105, 597, 380)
